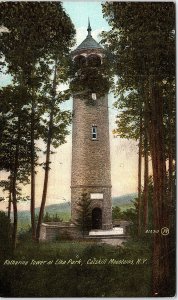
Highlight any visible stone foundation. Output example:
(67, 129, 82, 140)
(40, 222, 82, 241)
(39, 220, 131, 242)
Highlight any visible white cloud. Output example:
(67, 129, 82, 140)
(74, 26, 87, 47)
(92, 28, 104, 42)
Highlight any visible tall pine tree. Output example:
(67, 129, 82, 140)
(102, 2, 175, 295)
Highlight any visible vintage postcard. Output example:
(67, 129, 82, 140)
(0, 1, 176, 298)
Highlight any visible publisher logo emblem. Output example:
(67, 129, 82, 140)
(161, 227, 169, 236)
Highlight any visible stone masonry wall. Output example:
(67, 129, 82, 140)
(71, 94, 112, 229)
(40, 223, 82, 241)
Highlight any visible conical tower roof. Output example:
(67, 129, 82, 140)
(74, 19, 103, 52)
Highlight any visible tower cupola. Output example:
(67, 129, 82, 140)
(71, 20, 110, 99)
(72, 20, 103, 56)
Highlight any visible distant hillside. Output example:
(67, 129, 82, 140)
(17, 202, 71, 223)
(112, 193, 137, 207)
(38, 202, 71, 214)
(17, 193, 137, 224)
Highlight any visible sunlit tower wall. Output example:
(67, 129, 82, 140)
(71, 22, 112, 230)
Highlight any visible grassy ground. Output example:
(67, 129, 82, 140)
(0, 238, 152, 297)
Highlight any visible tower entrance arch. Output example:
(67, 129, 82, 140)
(92, 207, 102, 229)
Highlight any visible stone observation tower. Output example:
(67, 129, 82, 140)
(71, 21, 112, 230)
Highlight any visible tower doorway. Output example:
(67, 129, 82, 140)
(92, 208, 102, 229)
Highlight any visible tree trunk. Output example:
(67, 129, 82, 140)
(8, 148, 13, 222)
(11, 117, 21, 251)
(8, 190, 12, 220)
(143, 143, 149, 230)
(149, 79, 169, 296)
(143, 103, 149, 230)
(167, 92, 174, 227)
(30, 96, 36, 239)
(36, 120, 53, 240)
(8, 176, 12, 221)
(138, 109, 143, 236)
(36, 63, 57, 241)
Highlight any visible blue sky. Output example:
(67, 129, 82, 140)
(63, 1, 110, 32)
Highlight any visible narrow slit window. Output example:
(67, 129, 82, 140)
(92, 126, 97, 140)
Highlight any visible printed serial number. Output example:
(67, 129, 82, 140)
(145, 229, 159, 234)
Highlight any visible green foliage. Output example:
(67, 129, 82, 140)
(101, 2, 175, 159)
(112, 90, 142, 141)
(112, 206, 122, 220)
(39, 87, 72, 150)
(74, 192, 92, 237)
(0, 2, 75, 241)
(43, 212, 63, 223)
(18, 226, 32, 242)
(0, 2, 75, 74)
(0, 85, 32, 208)
(122, 207, 137, 223)
(102, 2, 175, 83)
(102, 6, 175, 293)
(0, 85, 31, 175)
(0, 1, 75, 166)
(112, 204, 137, 222)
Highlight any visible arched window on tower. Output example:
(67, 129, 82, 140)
(87, 54, 101, 67)
(74, 55, 86, 69)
